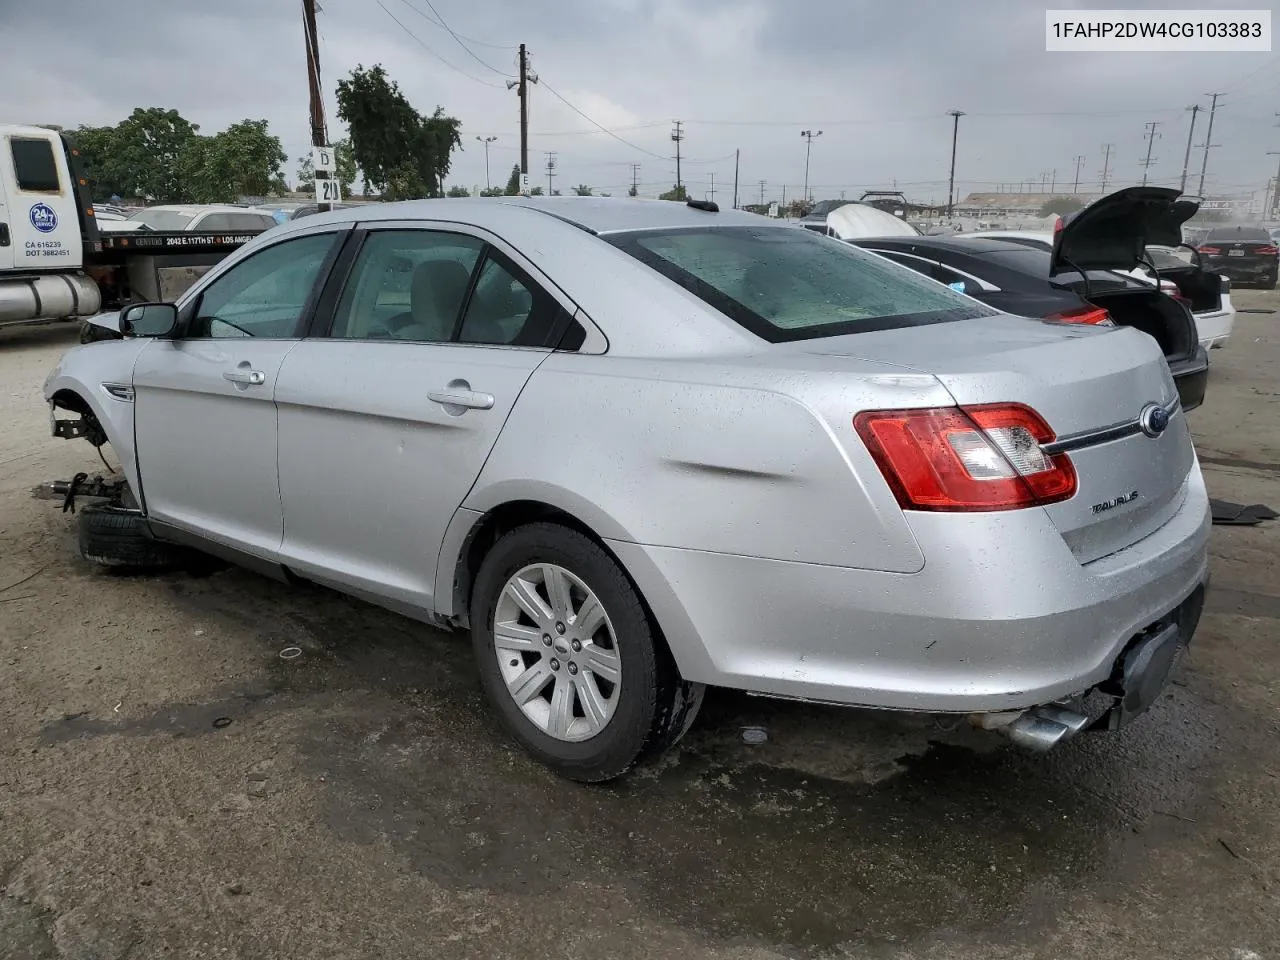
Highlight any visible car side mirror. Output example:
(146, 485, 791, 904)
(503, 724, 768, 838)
(119, 302, 178, 338)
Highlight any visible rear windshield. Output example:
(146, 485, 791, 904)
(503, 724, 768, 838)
(129, 209, 196, 230)
(607, 226, 994, 342)
(981, 247, 1147, 290)
(1205, 227, 1270, 243)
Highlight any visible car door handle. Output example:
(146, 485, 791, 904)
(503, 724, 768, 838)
(223, 369, 266, 386)
(428, 384, 494, 410)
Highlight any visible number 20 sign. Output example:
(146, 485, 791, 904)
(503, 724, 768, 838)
(316, 178, 342, 203)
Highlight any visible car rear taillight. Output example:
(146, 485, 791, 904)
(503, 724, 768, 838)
(1045, 305, 1113, 326)
(853, 403, 1078, 512)
(1257, 245, 1279, 256)
(1198, 245, 1221, 255)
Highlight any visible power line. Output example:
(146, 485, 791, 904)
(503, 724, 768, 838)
(391, 0, 517, 49)
(536, 79, 669, 159)
(406, 0, 514, 76)
(376, 0, 504, 88)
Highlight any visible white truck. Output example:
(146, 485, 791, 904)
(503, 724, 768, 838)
(1, 124, 265, 338)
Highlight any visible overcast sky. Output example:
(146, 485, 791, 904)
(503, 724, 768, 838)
(2, 0, 1278, 204)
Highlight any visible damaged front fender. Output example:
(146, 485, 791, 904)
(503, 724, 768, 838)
(44, 339, 150, 505)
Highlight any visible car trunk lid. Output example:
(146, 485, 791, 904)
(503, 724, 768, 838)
(794, 315, 1195, 563)
(1051, 186, 1199, 276)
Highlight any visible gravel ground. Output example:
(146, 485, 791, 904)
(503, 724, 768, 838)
(2, 295, 1278, 960)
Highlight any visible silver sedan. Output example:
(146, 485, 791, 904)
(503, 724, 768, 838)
(44, 197, 1210, 781)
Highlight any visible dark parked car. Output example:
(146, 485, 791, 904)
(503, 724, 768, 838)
(1195, 226, 1278, 288)
(849, 187, 1211, 411)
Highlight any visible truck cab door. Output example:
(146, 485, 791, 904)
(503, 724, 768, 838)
(0, 156, 12, 272)
(0, 128, 82, 271)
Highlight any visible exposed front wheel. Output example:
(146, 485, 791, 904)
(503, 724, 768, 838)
(77, 503, 186, 570)
(470, 522, 704, 782)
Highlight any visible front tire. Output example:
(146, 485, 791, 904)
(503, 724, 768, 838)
(470, 522, 704, 782)
(77, 503, 185, 570)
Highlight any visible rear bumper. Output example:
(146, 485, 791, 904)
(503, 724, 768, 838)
(611, 466, 1210, 714)
(1194, 308, 1234, 349)
(1206, 259, 1277, 282)
(1169, 345, 1209, 411)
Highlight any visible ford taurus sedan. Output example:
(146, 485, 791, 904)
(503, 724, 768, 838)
(43, 197, 1210, 781)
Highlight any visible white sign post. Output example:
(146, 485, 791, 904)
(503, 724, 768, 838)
(312, 145, 339, 204)
(520, 173, 531, 195)
(312, 146, 336, 174)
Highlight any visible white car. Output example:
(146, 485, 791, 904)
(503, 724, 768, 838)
(966, 230, 1234, 350)
(99, 204, 279, 234)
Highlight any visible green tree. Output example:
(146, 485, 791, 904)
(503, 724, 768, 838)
(504, 164, 521, 195)
(75, 107, 199, 202)
(479, 186, 505, 197)
(181, 119, 286, 202)
(572, 184, 593, 196)
(529, 186, 544, 196)
(336, 64, 461, 200)
(446, 185, 471, 197)
(659, 184, 688, 201)
(1038, 196, 1085, 218)
(71, 125, 130, 201)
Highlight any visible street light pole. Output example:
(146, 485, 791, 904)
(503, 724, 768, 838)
(800, 129, 822, 208)
(946, 110, 965, 218)
(475, 136, 497, 191)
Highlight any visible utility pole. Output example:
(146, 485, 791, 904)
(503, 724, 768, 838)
(781, 184, 787, 211)
(544, 151, 556, 195)
(758, 179, 766, 206)
(1100, 143, 1114, 192)
(629, 162, 640, 198)
(1050, 168, 1057, 192)
(1072, 154, 1086, 193)
(708, 172, 716, 203)
(301, 0, 330, 212)
(1179, 104, 1201, 193)
(1268, 150, 1280, 220)
(732, 149, 739, 209)
(1197, 93, 1224, 197)
(671, 120, 684, 193)
(801, 129, 822, 207)
(946, 110, 965, 217)
(1139, 121, 1161, 186)
(507, 44, 537, 193)
(475, 136, 497, 191)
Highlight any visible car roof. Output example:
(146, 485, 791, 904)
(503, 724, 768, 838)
(306, 196, 775, 236)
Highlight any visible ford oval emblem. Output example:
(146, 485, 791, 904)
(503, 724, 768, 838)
(1138, 402, 1170, 438)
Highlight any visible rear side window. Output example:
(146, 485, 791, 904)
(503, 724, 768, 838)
(608, 227, 993, 342)
(458, 249, 567, 346)
(329, 229, 485, 341)
(11, 138, 61, 192)
(198, 213, 273, 232)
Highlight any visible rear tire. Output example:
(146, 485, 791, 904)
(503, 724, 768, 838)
(470, 522, 704, 782)
(77, 503, 185, 570)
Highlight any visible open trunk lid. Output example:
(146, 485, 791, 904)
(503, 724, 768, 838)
(1051, 186, 1199, 276)
(798, 315, 1195, 563)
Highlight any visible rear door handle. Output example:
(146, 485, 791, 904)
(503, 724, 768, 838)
(223, 369, 266, 385)
(428, 381, 495, 410)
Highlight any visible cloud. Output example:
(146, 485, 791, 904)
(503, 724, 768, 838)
(0, 0, 1275, 202)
